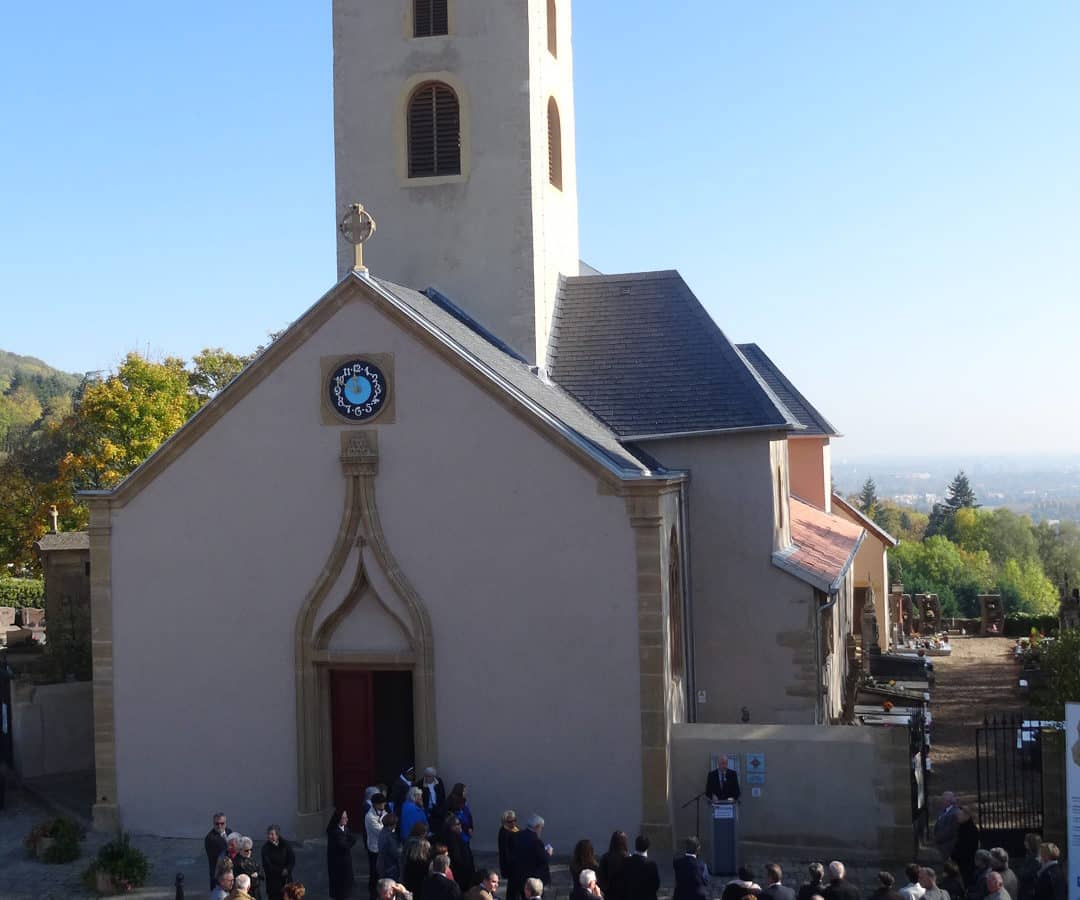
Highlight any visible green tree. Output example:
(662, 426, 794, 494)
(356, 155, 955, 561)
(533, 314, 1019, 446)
(1034, 519, 1080, 593)
(857, 477, 878, 517)
(57, 353, 201, 491)
(889, 535, 993, 617)
(945, 470, 978, 510)
(189, 348, 253, 402)
(996, 557, 1058, 615)
(1035, 629, 1080, 719)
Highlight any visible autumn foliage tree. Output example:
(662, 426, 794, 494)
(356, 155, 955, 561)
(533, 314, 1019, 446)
(56, 354, 201, 491)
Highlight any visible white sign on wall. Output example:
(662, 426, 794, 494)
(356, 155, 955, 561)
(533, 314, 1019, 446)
(1067, 703, 1080, 900)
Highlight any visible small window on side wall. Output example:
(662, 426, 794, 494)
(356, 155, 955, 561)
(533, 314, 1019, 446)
(547, 97, 562, 190)
(414, 0, 449, 38)
(547, 0, 557, 57)
(408, 82, 461, 178)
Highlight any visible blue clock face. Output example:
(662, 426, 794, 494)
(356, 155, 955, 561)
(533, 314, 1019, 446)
(328, 359, 388, 422)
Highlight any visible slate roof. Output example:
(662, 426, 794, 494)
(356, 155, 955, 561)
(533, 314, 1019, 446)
(374, 278, 658, 475)
(831, 493, 899, 548)
(736, 343, 840, 438)
(547, 271, 802, 439)
(773, 498, 864, 592)
(34, 532, 89, 552)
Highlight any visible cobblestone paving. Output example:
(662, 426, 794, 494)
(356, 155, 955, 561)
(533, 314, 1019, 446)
(1, 787, 903, 900)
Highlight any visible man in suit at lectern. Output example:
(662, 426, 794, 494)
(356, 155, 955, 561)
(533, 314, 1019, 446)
(705, 756, 741, 804)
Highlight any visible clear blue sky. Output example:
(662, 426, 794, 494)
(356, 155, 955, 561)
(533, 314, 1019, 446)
(2, 2, 1077, 458)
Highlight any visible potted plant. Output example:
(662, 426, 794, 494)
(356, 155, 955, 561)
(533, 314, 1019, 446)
(83, 832, 150, 895)
(23, 817, 83, 863)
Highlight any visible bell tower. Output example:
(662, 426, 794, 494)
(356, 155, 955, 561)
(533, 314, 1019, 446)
(332, 0, 580, 365)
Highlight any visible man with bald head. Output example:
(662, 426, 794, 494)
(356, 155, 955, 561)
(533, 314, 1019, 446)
(706, 755, 741, 804)
(984, 871, 1010, 900)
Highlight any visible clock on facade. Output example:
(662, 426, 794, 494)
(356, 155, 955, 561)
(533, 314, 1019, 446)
(327, 359, 389, 422)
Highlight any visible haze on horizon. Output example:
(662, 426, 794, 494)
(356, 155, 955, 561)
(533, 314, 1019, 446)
(1, 2, 1077, 459)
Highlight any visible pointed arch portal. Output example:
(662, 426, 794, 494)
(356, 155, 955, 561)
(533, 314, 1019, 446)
(294, 431, 436, 835)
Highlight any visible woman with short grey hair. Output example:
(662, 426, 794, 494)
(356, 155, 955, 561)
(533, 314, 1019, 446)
(233, 834, 265, 899)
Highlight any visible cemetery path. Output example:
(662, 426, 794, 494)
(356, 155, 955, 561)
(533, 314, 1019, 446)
(927, 635, 1026, 813)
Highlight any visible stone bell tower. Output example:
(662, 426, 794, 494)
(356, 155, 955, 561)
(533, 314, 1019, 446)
(332, 0, 580, 365)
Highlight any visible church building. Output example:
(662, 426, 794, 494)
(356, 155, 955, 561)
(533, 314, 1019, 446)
(84, 0, 881, 850)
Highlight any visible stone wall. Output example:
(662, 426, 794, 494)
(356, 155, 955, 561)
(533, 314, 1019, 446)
(12, 680, 94, 779)
(670, 723, 912, 857)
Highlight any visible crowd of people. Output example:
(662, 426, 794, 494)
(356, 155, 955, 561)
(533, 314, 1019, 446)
(201, 780, 1068, 900)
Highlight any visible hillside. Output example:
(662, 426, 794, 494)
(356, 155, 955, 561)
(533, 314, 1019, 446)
(0, 349, 84, 451)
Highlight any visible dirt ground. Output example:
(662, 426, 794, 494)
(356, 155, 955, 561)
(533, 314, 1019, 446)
(927, 635, 1028, 812)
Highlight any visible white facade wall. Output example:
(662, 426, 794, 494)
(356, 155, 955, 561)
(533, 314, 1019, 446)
(648, 432, 817, 725)
(333, 1, 579, 363)
(106, 292, 640, 849)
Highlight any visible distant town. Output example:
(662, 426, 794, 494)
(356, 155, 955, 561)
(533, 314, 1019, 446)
(833, 455, 1080, 523)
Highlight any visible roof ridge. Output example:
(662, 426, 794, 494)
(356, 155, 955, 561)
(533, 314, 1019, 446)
(735, 342, 840, 437)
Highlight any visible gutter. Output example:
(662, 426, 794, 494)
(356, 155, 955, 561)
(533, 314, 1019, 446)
(622, 422, 805, 443)
(814, 587, 840, 725)
(678, 477, 696, 722)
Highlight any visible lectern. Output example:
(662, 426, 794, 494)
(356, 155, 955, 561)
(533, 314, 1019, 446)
(711, 801, 737, 876)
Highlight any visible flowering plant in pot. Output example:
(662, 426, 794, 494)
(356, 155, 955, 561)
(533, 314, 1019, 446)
(23, 817, 83, 863)
(82, 832, 150, 894)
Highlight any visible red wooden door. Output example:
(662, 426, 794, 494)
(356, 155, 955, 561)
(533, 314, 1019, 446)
(330, 670, 376, 813)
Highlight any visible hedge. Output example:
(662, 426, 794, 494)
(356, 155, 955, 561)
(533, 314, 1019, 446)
(0, 577, 45, 609)
(1004, 614, 1059, 637)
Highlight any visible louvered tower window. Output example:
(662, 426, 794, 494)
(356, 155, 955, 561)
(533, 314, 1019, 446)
(408, 82, 461, 178)
(414, 0, 449, 37)
(547, 0, 558, 57)
(547, 98, 562, 190)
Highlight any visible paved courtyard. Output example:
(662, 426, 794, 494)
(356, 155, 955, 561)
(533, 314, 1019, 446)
(2, 783, 903, 900)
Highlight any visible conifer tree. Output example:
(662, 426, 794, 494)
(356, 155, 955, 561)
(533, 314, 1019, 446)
(857, 477, 879, 516)
(945, 470, 978, 510)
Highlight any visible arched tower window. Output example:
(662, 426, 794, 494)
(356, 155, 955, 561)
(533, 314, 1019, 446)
(414, 0, 449, 37)
(408, 82, 461, 178)
(547, 97, 562, 190)
(547, 0, 558, 57)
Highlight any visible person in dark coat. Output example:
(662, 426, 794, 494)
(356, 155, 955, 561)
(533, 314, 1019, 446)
(234, 837, 265, 900)
(1033, 844, 1066, 900)
(798, 864, 827, 900)
(498, 811, 520, 883)
(392, 767, 417, 814)
(939, 862, 965, 900)
(952, 809, 980, 887)
(262, 825, 296, 900)
(572, 869, 604, 900)
(721, 865, 762, 900)
(705, 756, 741, 803)
(378, 814, 404, 881)
(402, 832, 432, 898)
(438, 815, 475, 891)
(206, 813, 230, 890)
(870, 872, 905, 900)
(598, 831, 630, 900)
(327, 808, 359, 900)
(672, 838, 710, 900)
(762, 865, 796, 900)
(625, 835, 661, 900)
(423, 854, 463, 900)
(570, 839, 600, 893)
(822, 862, 861, 900)
(419, 768, 448, 822)
(1016, 835, 1042, 900)
(509, 815, 552, 900)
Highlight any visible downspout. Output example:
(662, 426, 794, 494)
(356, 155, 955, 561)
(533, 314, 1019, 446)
(814, 587, 839, 725)
(678, 478, 696, 722)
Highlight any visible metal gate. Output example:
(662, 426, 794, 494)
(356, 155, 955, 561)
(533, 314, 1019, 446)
(975, 715, 1046, 857)
(0, 662, 13, 769)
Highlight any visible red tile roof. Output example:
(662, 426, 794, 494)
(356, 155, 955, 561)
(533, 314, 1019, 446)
(776, 498, 864, 591)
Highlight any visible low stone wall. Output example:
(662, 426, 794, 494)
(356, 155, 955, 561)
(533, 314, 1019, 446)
(671, 723, 912, 858)
(12, 680, 93, 779)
